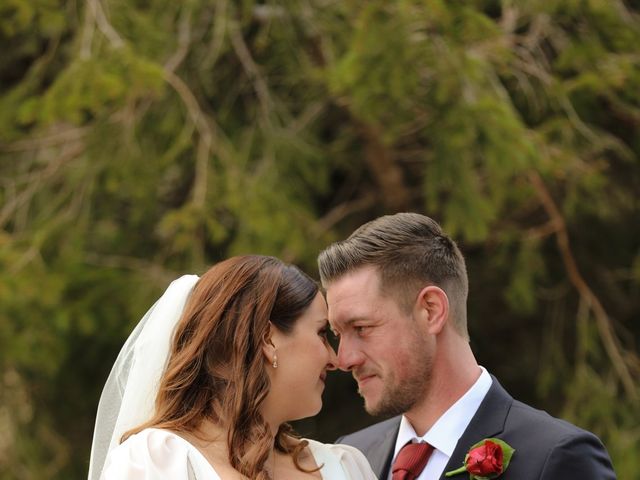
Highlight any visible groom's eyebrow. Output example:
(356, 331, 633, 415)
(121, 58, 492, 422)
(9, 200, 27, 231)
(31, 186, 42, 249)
(333, 316, 367, 332)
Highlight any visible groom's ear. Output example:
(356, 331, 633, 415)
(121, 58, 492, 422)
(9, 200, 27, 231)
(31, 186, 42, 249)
(261, 322, 277, 363)
(414, 285, 449, 335)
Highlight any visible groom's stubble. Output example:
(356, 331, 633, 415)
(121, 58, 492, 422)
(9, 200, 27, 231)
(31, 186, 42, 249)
(360, 320, 434, 417)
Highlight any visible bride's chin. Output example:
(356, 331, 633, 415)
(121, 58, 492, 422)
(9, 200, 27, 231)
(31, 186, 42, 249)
(309, 398, 324, 416)
(287, 399, 323, 423)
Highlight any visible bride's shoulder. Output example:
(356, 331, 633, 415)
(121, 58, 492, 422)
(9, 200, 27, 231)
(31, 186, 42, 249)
(117, 427, 191, 452)
(305, 438, 366, 458)
(102, 428, 217, 479)
(304, 439, 377, 480)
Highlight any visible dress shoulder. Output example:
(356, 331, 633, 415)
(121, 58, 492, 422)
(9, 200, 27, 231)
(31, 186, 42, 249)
(100, 428, 220, 480)
(306, 439, 378, 480)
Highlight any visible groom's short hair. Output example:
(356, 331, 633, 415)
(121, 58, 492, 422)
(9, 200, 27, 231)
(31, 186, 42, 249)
(318, 212, 469, 339)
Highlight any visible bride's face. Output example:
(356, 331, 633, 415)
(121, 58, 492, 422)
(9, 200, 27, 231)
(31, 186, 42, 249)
(263, 292, 337, 424)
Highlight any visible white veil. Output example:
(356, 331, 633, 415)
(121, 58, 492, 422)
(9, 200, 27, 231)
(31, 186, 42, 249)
(87, 274, 200, 480)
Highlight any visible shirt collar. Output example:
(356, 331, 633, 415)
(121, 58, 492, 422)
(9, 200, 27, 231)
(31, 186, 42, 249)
(392, 367, 492, 460)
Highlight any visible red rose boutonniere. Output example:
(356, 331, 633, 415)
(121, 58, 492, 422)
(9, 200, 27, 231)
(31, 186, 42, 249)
(445, 438, 515, 479)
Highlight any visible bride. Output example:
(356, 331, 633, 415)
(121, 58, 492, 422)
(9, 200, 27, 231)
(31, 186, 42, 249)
(88, 255, 375, 479)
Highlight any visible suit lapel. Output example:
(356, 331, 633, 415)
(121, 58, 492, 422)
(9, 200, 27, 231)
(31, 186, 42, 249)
(368, 418, 400, 478)
(439, 376, 513, 480)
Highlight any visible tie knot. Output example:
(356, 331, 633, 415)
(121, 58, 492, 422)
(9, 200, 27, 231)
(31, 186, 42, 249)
(392, 442, 434, 480)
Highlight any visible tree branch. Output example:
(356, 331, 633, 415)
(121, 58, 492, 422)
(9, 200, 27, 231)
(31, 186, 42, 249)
(203, 0, 229, 68)
(81, 0, 124, 58)
(528, 171, 638, 399)
(164, 6, 193, 74)
(228, 20, 273, 123)
(84, 252, 179, 285)
(0, 143, 85, 230)
(361, 124, 411, 211)
(315, 193, 377, 236)
(0, 126, 88, 153)
(162, 70, 215, 209)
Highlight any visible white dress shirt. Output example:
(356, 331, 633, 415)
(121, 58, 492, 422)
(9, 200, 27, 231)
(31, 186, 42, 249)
(388, 367, 492, 480)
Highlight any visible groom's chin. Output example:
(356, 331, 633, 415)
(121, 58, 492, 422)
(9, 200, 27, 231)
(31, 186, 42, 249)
(359, 382, 386, 415)
(363, 399, 389, 417)
(361, 393, 382, 416)
(362, 392, 410, 418)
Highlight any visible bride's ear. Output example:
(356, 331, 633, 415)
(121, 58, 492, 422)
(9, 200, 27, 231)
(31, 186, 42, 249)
(261, 322, 277, 363)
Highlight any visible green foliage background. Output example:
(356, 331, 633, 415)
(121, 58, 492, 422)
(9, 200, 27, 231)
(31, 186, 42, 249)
(1, 0, 639, 478)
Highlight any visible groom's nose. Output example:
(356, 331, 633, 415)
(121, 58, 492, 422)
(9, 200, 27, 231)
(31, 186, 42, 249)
(336, 336, 365, 372)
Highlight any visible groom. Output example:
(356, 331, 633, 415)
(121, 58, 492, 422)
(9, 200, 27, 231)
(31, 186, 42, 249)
(318, 213, 616, 479)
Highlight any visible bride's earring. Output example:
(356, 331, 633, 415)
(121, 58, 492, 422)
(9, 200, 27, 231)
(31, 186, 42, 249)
(272, 353, 278, 368)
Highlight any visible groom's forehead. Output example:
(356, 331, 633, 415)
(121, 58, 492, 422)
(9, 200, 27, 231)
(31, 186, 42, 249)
(326, 288, 369, 324)
(326, 266, 382, 301)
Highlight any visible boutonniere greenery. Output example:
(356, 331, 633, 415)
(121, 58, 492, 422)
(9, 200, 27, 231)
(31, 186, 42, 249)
(445, 438, 514, 479)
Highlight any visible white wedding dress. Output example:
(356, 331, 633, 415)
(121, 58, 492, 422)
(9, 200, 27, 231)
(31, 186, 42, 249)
(100, 428, 376, 479)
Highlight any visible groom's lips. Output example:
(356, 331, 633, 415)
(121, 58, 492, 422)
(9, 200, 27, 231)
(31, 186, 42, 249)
(355, 373, 376, 387)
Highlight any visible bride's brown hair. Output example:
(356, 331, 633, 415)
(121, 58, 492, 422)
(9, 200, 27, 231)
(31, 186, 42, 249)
(122, 255, 320, 479)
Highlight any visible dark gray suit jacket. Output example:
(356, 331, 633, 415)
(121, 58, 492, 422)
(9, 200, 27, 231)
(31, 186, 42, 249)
(337, 377, 616, 479)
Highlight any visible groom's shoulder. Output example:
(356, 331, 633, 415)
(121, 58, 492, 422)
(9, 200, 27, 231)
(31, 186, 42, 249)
(489, 375, 587, 434)
(501, 399, 615, 477)
(507, 397, 600, 441)
(493, 377, 598, 440)
(336, 416, 401, 448)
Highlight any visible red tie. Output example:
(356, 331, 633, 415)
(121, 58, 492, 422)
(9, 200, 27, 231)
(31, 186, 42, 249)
(391, 442, 434, 480)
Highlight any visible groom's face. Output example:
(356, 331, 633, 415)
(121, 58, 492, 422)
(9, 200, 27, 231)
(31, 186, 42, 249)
(326, 265, 433, 416)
